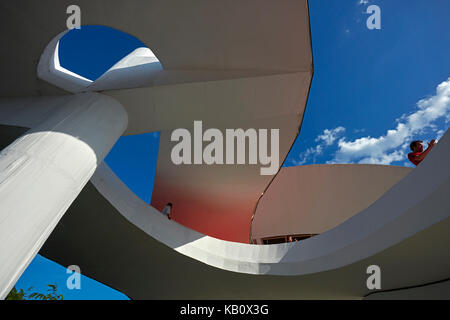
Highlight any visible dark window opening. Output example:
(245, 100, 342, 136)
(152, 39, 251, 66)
(261, 233, 318, 245)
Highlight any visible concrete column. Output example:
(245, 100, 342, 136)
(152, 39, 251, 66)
(0, 93, 128, 299)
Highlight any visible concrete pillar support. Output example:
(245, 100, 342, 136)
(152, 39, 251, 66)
(0, 93, 128, 299)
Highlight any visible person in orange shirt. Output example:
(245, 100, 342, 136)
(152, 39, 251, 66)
(408, 139, 436, 166)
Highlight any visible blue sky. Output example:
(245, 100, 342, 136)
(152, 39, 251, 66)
(15, 0, 450, 299)
(285, 0, 450, 167)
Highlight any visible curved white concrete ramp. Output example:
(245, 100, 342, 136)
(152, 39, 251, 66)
(38, 129, 450, 299)
(1, 0, 449, 300)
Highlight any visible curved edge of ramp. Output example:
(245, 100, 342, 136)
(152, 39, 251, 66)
(89, 129, 450, 276)
(39, 129, 450, 298)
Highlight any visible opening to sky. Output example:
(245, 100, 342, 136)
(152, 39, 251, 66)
(59, 25, 147, 80)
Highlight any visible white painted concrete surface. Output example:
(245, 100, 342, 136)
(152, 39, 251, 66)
(37, 31, 93, 93)
(90, 129, 449, 277)
(38, 33, 162, 94)
(88, 47, 163, 91)
(0, 93, 127, 299)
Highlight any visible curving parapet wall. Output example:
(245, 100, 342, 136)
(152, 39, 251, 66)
(252, 164, 413, 243)
(38, 129, 450, 299)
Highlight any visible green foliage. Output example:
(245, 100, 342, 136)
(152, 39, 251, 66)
(5, 287, 27, 300)
(6, 284, 63, 300)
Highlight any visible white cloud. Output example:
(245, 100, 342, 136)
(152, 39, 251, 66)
(290, 146, 320, 166)
(291, 127, 345, 165)
(330, 77, 450, 165)
(315, 126, 345, 146)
